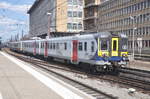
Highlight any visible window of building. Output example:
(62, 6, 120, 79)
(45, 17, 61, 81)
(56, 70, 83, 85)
(73, 11, 77, 17)
(78, 0, 83, 6)
(73, 23, 77, 30)
(78, 12, 82, 18)
(73, 0, 77, 5)
(146, 27, 149, 35)
(78, 23, 82, 30)
(67, 23, 72, 29)
(78, 42, 82, 51)
(68, 11, 72, 17)
(68, 0, 72, 5)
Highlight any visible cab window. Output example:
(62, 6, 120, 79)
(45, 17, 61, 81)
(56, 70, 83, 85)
(101, 40, 108, 50)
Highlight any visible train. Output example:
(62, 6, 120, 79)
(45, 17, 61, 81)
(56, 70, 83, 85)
(8, 32, 128, 73)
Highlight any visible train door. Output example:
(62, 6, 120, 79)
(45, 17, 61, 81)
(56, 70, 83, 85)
(44, 41, 48, 57)
(20, 42, 23, 51)
(33, 41, 36, 55)
(111, 38, 119, 56)
(72, 40, 78, 63)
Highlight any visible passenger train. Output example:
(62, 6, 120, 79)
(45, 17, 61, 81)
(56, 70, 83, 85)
(9, 32, 128, 72)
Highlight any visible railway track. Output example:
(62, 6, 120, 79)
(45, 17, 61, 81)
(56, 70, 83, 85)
(118, 67, 150, 90)
(4, 49, 150, 95)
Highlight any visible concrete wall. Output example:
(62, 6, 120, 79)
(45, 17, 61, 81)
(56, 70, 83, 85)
(29, 0, 84, 37)
(29, 0, 56, 37)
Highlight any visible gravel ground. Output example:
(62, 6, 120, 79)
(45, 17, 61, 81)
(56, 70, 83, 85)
(128, 60, 150, 71)
(49, 68, 150, 99)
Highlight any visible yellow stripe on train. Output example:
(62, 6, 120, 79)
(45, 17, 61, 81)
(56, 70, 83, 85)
(111, 38, 119, 56)
(121, 52, 128, 56)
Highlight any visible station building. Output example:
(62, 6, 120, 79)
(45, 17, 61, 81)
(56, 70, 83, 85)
(98, 0, 150, 54)
(28, 0, 84, 38)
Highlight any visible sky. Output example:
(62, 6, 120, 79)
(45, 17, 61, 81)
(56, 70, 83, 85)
(0, 0, 35, 41)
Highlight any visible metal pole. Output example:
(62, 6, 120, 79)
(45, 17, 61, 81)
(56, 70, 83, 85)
(48, 15, 50, 38)
(132, 26, 135, 60)
(47, 12, 51, 38)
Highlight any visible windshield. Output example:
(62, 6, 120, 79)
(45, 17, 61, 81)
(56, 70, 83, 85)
(121, 38, 128, 51)
(101, 40, 108, 50)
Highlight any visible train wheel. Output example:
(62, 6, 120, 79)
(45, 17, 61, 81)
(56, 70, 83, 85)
(90, 65, 97, 74)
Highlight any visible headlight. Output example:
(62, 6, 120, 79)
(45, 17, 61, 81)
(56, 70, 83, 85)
(102, 53, 106, 57)
(102, 53, 108, 57)
(122, 54, 127, 57)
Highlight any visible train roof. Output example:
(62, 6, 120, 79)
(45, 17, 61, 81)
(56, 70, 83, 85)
(9, 32, 127, 43)
(46, 32, 112, 41)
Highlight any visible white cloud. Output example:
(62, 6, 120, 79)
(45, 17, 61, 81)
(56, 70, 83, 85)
(0, 2, 31, 13)
(0, 16, 25, 25)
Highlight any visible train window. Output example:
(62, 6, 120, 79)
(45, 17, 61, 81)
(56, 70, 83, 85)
(78, 42, 82, 51)
(42, 43, 43, 48)
(36, 43, 39, 48)
(42, 43, 44, 49)
(47, 43, 49, 49)
(57, 43, 59, 49)
(49, 43, 50, 49)
(91, 41, 94, 52)
(50, 43, 52, 49)
(53, 43, 55, 49)
(84, 42, 87, 51)
(43, 43, 44, 48)
(101, 40, 108, 50)
(113, 40, 117, 51)
(64, 42, 67, 50)
(121, 38, 128, 51)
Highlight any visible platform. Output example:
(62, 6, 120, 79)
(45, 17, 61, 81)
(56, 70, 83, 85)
(0, 51, 92, 99)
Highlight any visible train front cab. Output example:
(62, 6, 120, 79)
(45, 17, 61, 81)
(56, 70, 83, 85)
(96, 34, 128, 72)
(96, 35, 112, 72)
(109, 35, 128, 67)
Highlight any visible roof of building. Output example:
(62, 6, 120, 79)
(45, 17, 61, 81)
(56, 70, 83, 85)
(27, 0, 42, 14)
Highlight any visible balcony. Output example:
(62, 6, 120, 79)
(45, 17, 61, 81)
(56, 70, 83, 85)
(84, 16, 97, 21)
(84, 0, 100, 8)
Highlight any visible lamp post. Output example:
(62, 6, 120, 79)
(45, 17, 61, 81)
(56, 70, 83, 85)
(47, 12, 51, 39)
(130, 15, 140, 61)
(130, 16, 136, 61)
